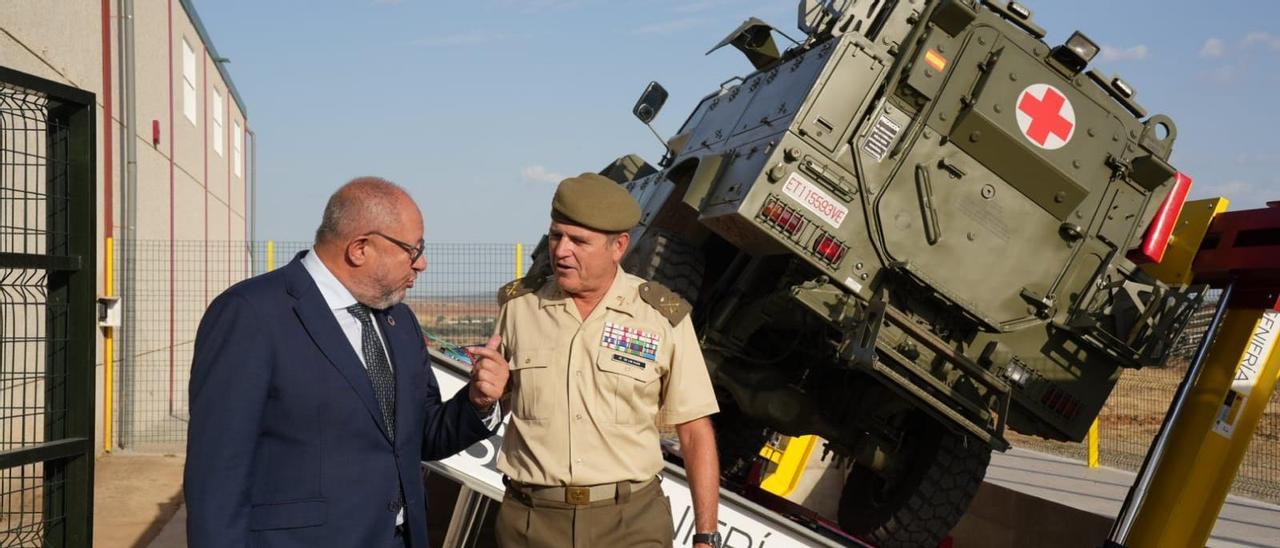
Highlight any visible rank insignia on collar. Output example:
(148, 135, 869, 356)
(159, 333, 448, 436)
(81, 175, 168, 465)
(601, 322, 660, 361)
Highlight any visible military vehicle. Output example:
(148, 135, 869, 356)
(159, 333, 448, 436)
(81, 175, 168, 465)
(527, 0, 1199, 545)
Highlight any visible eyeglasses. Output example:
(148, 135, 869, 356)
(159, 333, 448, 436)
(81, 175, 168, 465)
(366, 231, 425, 263)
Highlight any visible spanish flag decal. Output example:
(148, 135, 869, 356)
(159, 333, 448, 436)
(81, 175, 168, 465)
(924, 49, 947, 72)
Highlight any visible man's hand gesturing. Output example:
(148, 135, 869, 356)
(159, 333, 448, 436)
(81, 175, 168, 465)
(466, 335, 509, 411)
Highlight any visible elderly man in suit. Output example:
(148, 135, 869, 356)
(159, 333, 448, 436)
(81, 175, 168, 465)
(184, 177, 507, 547)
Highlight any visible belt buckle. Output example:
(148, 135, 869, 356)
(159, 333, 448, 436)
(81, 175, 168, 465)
(565, 486, 591, 505)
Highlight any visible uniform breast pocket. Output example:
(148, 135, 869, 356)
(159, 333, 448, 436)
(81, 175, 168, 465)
(510, 349, 552, 421)
(595, 351, 662, 425)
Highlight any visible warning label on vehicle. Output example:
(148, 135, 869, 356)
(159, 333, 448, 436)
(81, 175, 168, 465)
(861, 113, 902, 162)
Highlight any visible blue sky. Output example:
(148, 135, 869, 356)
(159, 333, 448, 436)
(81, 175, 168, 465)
(194, 0, 1280, 244)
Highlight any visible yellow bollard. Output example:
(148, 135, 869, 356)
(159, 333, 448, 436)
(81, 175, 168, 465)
(1125, 307, 1280, 547)
(104, 236, 114, 453)
(515, 243, 524, 278)
(1087, 418, 1100, 469)
(266, 240, 276, 271)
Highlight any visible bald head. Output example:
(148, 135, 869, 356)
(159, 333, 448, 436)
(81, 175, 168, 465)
(312, 176, 426, 309)
(315, 177, 415, 245)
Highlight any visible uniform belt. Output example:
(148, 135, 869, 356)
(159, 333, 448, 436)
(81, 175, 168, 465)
(505, 477, 656, 506)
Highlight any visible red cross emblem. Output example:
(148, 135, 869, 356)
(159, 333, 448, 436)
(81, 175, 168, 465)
(1015, 84, 1076, 150)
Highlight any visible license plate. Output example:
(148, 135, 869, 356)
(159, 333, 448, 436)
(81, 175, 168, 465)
(781, 173, 848, 229)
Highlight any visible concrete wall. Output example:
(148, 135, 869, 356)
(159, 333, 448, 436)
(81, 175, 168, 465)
(0, 0, 250, 455)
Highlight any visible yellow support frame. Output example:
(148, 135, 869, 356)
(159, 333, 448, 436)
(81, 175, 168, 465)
(1126, 307, 1280, 547)
(1142, 197, 1230, 285)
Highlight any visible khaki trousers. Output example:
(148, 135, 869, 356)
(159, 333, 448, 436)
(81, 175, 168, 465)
(495, 479, 673, 548)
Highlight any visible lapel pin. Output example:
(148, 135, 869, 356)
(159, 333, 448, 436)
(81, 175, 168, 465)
(387, 316, 396, 326)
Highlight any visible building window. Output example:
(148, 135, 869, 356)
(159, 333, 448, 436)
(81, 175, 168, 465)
(212, 89, 225, 157)
(182, 38, 197, 125)
(233, 120, 243, 178)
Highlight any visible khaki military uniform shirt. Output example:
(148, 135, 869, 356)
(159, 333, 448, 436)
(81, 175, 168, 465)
(494, 268, 719, 486)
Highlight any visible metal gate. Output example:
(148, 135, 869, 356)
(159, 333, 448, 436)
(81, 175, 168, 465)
(0, 66, 97, 546)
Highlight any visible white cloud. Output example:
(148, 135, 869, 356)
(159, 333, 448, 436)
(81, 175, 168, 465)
(1243, 32, 1280, 51)
(1199, 38, 1226, 58)
(1100, 44, 1150, 62)
(521, 165, 565, 184)
(1200, 63, 1243, 85)
(631, 18, 703, 35)
(412, 31, 514, 47)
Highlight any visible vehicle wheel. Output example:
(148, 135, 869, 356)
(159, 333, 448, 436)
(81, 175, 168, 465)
(837, 418, 991, 547)
(622, 229, 705, 305)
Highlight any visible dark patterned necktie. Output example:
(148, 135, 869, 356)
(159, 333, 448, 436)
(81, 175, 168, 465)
(347, 304, 396, 438)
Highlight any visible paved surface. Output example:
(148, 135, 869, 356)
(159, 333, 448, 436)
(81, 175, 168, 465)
(147, 506, 186, 548)
(93, 454, 185, 548)
(982, 448, 1280, 547)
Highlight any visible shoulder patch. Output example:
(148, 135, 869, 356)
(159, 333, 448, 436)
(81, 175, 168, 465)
(638, 281, 692, 326)
(498, 275, 547, 305)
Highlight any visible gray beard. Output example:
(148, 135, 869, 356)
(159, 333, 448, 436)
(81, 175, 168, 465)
(371, 287, 404, 310)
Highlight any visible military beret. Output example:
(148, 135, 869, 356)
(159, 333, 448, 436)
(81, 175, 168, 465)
(550, 173, 641, 233)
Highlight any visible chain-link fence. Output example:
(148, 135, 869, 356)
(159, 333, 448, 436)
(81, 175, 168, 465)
(1010, 290, 1280, 504)
(111, 240, 530, 452)
(112, 240, 251, 451)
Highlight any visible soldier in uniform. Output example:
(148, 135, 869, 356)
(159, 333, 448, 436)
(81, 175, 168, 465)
(474, 173, 723, 547)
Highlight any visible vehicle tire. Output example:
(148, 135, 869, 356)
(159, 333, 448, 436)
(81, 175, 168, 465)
(837, 418, 991, 547)
(622, 229, 705, 305)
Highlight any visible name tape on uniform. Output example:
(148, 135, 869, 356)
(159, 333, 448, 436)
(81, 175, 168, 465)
(612, 354, 647, 369)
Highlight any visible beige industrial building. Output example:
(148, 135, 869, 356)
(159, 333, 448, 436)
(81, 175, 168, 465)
(1, 0, 252, 455)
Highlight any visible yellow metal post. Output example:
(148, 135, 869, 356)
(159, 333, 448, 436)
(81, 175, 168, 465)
(1087, 418, 1100, 469)
(103, 237, 114, 453)
(1125, 307, 1280, 547)
(515, 243, 524, 278)
(266, 240, 276, 271)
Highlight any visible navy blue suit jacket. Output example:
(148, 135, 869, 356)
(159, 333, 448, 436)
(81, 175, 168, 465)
(185, 253, 490, 547)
